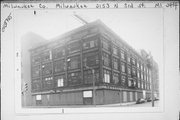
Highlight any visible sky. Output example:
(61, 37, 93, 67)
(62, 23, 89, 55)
(15, 8, 163, 82)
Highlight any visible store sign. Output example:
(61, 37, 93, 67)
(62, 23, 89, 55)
(83, 91, 92, 98)
(36, 95, 41, 100)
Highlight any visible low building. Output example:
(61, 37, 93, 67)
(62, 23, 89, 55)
(24, 20, 159, 106)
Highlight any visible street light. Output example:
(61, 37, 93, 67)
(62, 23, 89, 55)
(84, 58, 96, 106)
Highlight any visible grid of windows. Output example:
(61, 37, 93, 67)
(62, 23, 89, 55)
(30, 30, 154, 92)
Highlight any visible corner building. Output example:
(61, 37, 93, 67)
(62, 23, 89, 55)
(30, 20, 157, 106)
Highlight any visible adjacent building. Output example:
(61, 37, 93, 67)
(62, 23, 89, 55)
(24, 20, 159, 106)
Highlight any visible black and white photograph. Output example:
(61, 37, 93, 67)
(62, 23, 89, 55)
(1, 1, 179, 120)
(16, 9, 163, 109)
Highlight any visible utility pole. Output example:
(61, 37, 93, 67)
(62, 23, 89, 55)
(84, 58, 96, 106)
(147, 53, 154, 107)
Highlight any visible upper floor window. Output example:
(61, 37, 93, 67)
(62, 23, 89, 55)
(112, 57, 118, 70)
(32, 79, 41, 91)
(112, 45, 118, 55)
(84, 69, 99, 84)
(42, 51, 52, 62)
(132, 67, 136, 77)
(121, 62, 126, 73)
(68, 72, 81, 86)
(132, 57, 136, 66)
(83, 52, 99, 68)
(127, 66, 131, 75)
(137, 70, 140, 79)
(102, 52, 110, 67)
(54, 59, 66, 73)
(32, 55, 41, 65)
(32, 65, 40, 78)
(137, 62, 140, 68)
(103, 69, 111, 83)
(67, 41, 80, 54)
(42, 63, 53, 76)
(53, 47, 65, 59)
(67, 55, 81, 70)
(120, 50, 125, 60)
(113, 73, 119, 84)
(54, 75, 66, 87)
(42, 76, 53, 89)
(141, 72, 144, 80)
(102, 39, 110, 51)
(83, 39, 98, 50)
(121, 75, 126, 87)
(127, 55, 131, 63)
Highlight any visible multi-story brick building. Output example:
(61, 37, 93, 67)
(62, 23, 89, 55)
(26, 20, 159, 106)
